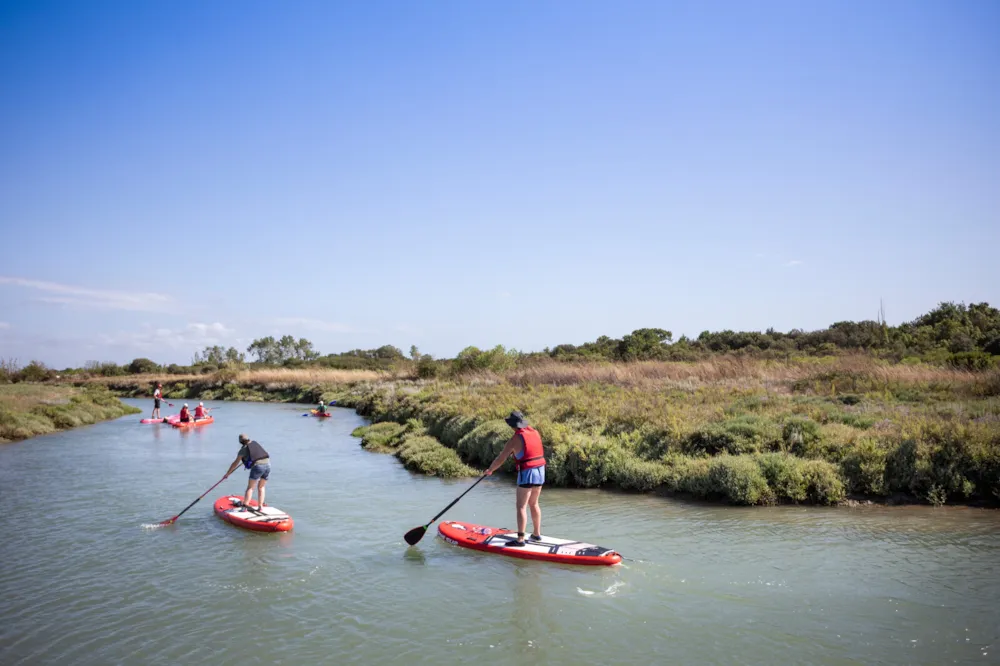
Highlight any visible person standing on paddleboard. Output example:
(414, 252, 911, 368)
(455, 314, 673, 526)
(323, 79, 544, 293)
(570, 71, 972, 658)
(151, 383, 163, 420)
(224, 434, 271, 511)
(485, 411, 545, 547)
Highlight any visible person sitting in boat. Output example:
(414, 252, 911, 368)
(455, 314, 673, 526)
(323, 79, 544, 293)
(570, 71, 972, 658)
(179, 404, 192, 422)
(316, 400, 328, 415)
(194, 402, 209, 420)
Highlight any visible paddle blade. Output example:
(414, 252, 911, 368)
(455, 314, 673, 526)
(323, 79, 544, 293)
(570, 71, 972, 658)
(404, 525, 427, 545)
(158, 516, 179, 526)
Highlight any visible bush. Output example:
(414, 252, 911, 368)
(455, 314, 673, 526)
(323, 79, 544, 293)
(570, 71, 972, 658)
(416, 356, 440, 378)
(707, 456, 771, 505)
(396, 435, 479, 477)
(352, 422, 407, 452)
(782, 417, 823, 455)
(127, 358, 159, 374)
(841, 437, 887, 495)
(948, 352, 996, 371)
(756, 453, 808, 502)
(18, 360, 54, 383)
(686, 416, 780, 455)
(456, 420, 512, 468)
(800, 459, 846, 504)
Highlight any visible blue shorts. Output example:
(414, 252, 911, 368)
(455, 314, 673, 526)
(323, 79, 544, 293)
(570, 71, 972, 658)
(249, 463, 270, 481)
(517, 466, 545, 488)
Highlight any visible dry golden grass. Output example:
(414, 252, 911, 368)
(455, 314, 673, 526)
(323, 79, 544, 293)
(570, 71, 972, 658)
(0, 384, 75, 410)
(77, 367, 399, 388)
(503, 356, 990, 390)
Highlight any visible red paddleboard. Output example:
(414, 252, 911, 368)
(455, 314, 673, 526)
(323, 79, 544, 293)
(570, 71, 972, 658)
(172, 416, 214, 429)
(310, 410, 332, 418)
(213, 495, 293, 532)
(438, 521, 621, 566)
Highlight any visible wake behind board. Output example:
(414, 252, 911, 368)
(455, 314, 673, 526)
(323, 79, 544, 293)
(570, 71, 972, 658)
(438, 521, 621, 566)
(213, 496, 293, 532)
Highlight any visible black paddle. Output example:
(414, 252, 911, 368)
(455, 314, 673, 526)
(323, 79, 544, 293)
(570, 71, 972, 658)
(404, 474, 487, 545)
(155, 473, 229, 526)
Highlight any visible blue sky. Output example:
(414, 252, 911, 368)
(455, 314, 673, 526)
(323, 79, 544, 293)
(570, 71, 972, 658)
(1, 0, 997, 368)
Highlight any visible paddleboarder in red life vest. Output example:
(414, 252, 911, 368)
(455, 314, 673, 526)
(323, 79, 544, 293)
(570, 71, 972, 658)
(179, 404, 192, 423)
(485, 411, 546, 547)
(224, 434, 271, 511)
(194, 402, 209, 420)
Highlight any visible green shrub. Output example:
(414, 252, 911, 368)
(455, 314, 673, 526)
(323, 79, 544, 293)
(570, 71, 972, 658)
(841, 437, 887, 495)
(396, 435, 478, 477)
(800, 459, 846, 504)
(756, 453, 808, 502)
(686, 416, 780, 455)
(127, 358, 159, 374)
(456, 420, 511, 468)
(352, 421, 407, 452)
(707, 456, 771, 505)
(782, 417, 823, 455)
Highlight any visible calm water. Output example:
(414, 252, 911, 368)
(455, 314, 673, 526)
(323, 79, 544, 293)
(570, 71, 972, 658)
(1, 400, 997, 665)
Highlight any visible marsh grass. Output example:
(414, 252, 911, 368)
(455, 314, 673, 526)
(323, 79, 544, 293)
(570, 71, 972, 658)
(0, 384, 141, 443)
(344, 360, 999, 506)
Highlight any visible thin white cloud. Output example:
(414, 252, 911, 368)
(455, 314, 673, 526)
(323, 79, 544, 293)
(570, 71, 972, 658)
(0, 322, 10, 329)
(784, 260, 804, 267)
(273, 317, 352, 333)
(99, 322, 236, 352)
(497, 290, 512, 299)
(0, 276, 175, 312)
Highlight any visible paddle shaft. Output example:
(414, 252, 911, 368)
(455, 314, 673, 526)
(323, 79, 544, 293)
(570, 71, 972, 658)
(163, 474, 229, 524)
(424, 474, 487, 527)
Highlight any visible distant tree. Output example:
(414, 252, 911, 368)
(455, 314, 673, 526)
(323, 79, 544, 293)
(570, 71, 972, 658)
(616, 328, 673, 361)
(127, 358, 159, 374)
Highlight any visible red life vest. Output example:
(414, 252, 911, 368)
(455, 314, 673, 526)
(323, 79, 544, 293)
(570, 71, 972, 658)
(195, 406, 206, 418)
(180, 407, 190, 420)
(514, 426, 545, 471)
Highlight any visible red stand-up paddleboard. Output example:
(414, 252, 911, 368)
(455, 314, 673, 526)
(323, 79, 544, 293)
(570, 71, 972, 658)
(310, 410, 332, 418)
(438, 521, 621, 566)
(213, 495, 293, 532)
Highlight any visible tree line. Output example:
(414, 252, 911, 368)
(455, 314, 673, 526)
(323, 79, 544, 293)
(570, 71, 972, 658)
(2, 301, 997, 383)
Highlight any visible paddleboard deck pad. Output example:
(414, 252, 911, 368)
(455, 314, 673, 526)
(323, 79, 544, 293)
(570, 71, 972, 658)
(213, 496, 293, 532)
(438, 521, 621, 566)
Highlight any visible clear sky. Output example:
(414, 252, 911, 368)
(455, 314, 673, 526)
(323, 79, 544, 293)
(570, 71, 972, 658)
(1, 0, 997, 368)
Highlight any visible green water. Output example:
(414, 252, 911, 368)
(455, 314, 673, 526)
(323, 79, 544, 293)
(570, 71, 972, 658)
(0, 400, 996, 665)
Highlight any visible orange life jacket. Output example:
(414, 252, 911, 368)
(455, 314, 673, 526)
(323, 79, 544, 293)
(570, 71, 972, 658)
(514, 426, 545, 471)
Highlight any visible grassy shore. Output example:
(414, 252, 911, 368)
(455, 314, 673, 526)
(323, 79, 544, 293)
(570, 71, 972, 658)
(0, 384, 142, 443)
(75, 357, 1000, 507)
(346, 358, 1000, 507)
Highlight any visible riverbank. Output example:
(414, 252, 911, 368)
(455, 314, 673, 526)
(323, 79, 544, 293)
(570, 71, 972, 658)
(0, 384, 142, 443)
(80, 358, 1000, 507)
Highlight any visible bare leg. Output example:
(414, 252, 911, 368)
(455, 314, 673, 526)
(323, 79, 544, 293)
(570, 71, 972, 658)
(528, 486, 542, 537)
(244, 478, 259, 507)
(515, 486, 530, 541)
(258, 479, 267, 508)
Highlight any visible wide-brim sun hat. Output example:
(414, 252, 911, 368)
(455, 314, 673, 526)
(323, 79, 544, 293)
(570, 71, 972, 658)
(505, 410, 528, 429)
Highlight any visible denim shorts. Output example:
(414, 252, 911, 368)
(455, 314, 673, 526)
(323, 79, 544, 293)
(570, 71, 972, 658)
(517, 466, 545, 488)
(249, 463, 271, 481)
